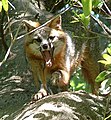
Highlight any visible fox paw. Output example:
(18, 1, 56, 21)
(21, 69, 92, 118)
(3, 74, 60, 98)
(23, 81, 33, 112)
(51, 71, 62, 86)
(32, 88, 48, 101)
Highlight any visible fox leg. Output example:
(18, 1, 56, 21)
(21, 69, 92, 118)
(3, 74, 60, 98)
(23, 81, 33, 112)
(51, 70, 70, 93)
(29, 61, 49, 100)
(32, 71, 48, 100)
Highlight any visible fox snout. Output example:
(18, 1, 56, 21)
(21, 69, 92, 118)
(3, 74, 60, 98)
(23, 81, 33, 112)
(42, 44, 48, 50)
(41, 43, 50, 51)
(40, 42, 54, 51)
(40, 41, 54, 67)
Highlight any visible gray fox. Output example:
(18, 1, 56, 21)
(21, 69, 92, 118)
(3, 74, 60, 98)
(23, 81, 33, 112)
(24, 15, 99, 100)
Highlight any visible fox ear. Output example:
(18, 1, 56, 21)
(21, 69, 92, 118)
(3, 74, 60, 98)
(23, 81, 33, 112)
(23, 20, 40, 31)
(47, 15, 62, 30)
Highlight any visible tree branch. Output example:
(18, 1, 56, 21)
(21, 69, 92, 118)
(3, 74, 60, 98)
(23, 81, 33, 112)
(102, 0, 111, 15)
(91, 15, 111, 35)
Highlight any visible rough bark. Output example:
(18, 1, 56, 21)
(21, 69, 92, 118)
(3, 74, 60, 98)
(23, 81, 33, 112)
(10, 91, 109, 120)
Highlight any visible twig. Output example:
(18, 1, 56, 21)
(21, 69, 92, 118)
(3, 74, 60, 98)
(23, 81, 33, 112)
(0, 41, 13, 67)
(7, 13, 14, 41)
(17, 6, 71, 41)
(49, 0, 62, 12)
(0, 21, 23, 67)
(88, 29, 111, 39)
(103, 96, 111, 120)
(0, 8, 28, 67)
(102, 0, 111, 16)
(91, 15, 111, 35)
(8, 1, 16, 10)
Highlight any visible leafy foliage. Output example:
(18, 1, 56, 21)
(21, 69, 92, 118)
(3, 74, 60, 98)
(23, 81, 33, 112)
(96, 44, 111, 95)
(92, 0, 103, 8)
(70, 68, 91, 92)
(81, 0, 92, 26)
(71, 0, 103, 27)
(0, 1, 2, 12)
(0, 0, 8, 12)
(98, 45, 111, 66)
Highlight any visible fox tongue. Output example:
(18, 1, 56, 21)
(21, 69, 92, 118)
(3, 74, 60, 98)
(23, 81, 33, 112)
(42, 51, 52, 67)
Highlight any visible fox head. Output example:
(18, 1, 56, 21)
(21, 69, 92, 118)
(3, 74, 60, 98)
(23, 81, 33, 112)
(24, 16, 67, 67)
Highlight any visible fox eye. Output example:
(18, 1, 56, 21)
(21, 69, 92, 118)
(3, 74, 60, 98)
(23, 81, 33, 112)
(34, 37, 42, 42)
(49, 36, 55, 40)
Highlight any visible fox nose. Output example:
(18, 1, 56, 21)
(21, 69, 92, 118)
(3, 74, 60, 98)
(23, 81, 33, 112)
(42, 44, 48, 49)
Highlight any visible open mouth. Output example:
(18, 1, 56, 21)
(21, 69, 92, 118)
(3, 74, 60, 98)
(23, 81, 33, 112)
(41, 50, 53, 67)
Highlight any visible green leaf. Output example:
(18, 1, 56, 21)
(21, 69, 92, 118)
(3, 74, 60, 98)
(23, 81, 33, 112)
(82, 0, 92, 17)
(76, 83, 84, 89)
(2, 0, 8, 12)
(105, 78, 111, 89)
(98, 60, 109, 65)
(95, 70, 108, 82)
(108, 43, 111, 48)
(107, 48, 111, 55)
(79, 13, 90, 27)
(108, 67, 111, 71)
(102, 54, 111, 64)
(70, 80, 75, 87)
(0, 1, 2, 12)
(100, 79, 111, 95)
(92, 0, 103, 8)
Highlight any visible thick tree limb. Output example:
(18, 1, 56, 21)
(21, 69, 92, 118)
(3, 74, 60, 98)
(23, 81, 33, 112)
(12, 91, 110, 120)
